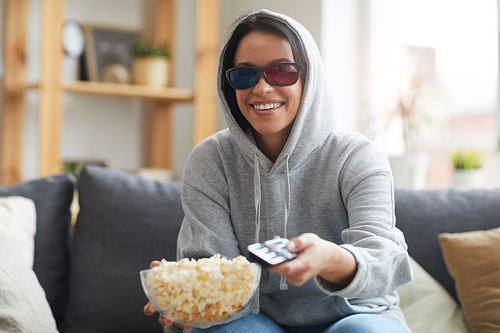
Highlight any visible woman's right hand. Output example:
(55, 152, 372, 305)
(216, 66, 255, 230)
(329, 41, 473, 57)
(143, 260, 193, 331)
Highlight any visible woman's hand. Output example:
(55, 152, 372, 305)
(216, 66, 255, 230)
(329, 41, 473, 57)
(268, 233, 357, 289)
(143, 260, 193, 331)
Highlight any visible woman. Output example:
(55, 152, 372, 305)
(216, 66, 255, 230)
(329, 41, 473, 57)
(144, 9, 412, 333)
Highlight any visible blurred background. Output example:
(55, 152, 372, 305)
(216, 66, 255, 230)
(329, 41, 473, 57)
(0, 0, 498, 189)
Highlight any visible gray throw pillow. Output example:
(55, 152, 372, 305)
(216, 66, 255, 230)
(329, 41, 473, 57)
(63, 166, 184, 333)
(0, 174, 75, 329)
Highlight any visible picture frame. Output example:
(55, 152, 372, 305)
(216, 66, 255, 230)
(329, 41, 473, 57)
(83, 25, 142, 82)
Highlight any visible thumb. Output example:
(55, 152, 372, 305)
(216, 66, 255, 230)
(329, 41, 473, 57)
(287, 233, 316, 253)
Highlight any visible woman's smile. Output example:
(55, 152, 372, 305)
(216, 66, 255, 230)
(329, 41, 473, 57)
(251, 101, 285, 113)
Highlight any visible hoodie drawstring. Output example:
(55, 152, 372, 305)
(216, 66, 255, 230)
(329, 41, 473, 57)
(253, 154, 262, 244)
(252, 154, 261, 314)
(252, 154, 291, 314)
(280, 155, 291, 291)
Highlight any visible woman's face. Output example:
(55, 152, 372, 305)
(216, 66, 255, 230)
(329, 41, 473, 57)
(233, 32, 303, 144)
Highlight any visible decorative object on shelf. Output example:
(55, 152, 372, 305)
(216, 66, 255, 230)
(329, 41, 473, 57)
(450, 149, 485, 188)
(84, 25, 142, 82)
(62, 21, 85, 58)
(62, 21, 85, 82)
(131, 37, 171, 87)
(101, 63, 133, 84)
(385, 72, 445, 190)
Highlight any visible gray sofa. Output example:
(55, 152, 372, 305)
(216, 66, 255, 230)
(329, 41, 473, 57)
(1, 165, 499, 332)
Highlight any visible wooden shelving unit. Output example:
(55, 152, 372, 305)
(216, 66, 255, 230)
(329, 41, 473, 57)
(0, 0, 219, 185)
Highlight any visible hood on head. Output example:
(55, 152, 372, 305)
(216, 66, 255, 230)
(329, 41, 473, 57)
(217, 9, 337, 173)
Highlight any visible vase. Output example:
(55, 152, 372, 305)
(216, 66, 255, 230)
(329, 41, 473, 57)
(388, 153, 430, 190)
(132, 57, 169, 87)
(450, 169, 485, 189)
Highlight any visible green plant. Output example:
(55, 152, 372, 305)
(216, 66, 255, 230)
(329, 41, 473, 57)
(63, 161, 82, 179)
(451, 149, 484, 170)
(131, 37, 171, 58)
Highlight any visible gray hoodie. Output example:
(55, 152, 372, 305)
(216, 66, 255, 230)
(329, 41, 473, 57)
(177, 9, 412, 331)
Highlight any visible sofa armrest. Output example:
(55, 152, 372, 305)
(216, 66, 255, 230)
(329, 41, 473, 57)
(395, 187, 500, 302)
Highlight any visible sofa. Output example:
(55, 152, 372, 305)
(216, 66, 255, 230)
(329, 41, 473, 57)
(0, 165, 498, 333)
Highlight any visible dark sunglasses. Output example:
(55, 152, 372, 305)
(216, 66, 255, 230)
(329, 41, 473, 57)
(225, 63, 302, 90)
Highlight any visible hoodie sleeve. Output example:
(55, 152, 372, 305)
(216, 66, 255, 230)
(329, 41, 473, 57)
(176, 138, 241, 261)
(315, 139, 413, 298)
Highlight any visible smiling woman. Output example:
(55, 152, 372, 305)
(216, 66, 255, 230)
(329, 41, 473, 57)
(145, 9, 413, 333)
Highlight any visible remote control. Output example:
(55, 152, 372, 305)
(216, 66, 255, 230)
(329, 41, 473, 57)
(247, 238, 298, 267)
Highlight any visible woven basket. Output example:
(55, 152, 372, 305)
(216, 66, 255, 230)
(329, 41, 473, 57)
(132, 57, 169, 87)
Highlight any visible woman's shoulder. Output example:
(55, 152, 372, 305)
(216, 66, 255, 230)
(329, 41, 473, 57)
(330, 130, 383, 156)
(328, 129, 391, 172)
(184, 129, 238, 183)
(187, 129, 233, 160)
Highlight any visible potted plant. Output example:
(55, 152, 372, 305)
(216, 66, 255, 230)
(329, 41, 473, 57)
(450, 149, 485, 188)
(385, 72, 444, 189)
(130, 37, 171, 87)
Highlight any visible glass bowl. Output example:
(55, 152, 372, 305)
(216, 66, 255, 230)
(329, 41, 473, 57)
(140, 257, 261, 329)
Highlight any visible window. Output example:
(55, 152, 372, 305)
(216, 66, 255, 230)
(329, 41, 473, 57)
(323, 0, 498, 188)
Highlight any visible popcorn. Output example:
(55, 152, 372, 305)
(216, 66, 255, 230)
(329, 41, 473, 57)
(143, 254, 260, 323)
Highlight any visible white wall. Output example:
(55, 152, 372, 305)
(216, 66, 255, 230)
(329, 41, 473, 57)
(321, 0, 365, 134)
(219, 0, 322, 48)
(0, 0, 322, 181)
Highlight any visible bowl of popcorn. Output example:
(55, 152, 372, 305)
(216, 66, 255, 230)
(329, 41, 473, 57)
(140, 254, 261, 328)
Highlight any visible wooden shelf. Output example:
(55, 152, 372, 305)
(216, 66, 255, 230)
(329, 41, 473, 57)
(63, 81, 194, 101)
(0, 0, 219, 185)
(8, 81, 194, 102)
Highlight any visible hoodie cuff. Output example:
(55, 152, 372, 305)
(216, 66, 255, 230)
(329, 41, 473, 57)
(315, 244, 367, 297)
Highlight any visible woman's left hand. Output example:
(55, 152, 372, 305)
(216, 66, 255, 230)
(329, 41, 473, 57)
(268, 233, 357, 289)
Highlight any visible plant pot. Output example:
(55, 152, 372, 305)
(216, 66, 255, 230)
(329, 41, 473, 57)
(450, 169, 485, 189)
(388, 153, 430, 190)
(132, 57, 169, 87)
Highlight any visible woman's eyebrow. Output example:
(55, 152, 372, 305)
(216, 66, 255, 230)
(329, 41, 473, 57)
(235, 58, 294, 67)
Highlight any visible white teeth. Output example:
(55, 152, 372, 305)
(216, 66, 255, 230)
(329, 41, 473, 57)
(254, 103, 281, 110)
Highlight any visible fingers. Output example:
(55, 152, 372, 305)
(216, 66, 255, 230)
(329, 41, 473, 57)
(143, 302, 156, 316)
(159, 315, 174, 326)
(158, 316, 193, 331)
(145, 300, 193, 330)
(150, 260, 161, 268)
(178, 323, 193, 331)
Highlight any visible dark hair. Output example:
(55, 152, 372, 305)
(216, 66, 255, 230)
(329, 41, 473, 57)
(221, 12, 308, 130)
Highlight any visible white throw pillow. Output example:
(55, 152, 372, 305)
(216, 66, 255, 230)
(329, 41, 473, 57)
(0, 197, 36, 266)
(0, 196, 58, 333)
(398, 256, 470, 333)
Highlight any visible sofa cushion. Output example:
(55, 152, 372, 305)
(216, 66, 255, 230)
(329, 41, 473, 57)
(63, 166, 184, 333)
(0, 175, 75, 328)
(439, 227, 500, 332)
(394, 188, 500, 302)
(398, 256, 469, 333)
(0, 196, 58, 333)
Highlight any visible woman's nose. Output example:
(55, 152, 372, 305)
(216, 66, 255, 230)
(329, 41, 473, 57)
(253, 75, 274, 95)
